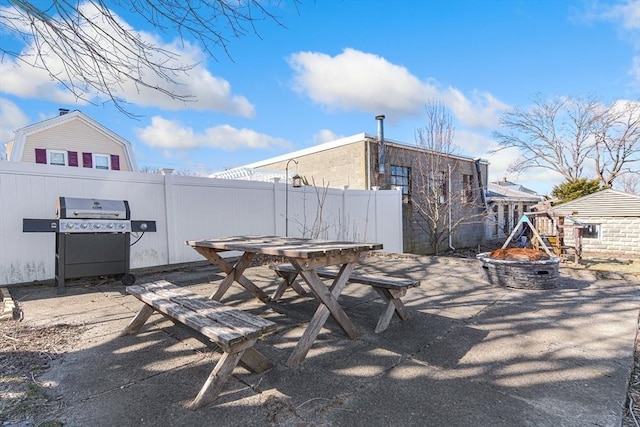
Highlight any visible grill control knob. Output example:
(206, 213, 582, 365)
(80, 223, 88, 229)
(65, 222, 75, 229)
(93, 223, 101, 229)
(118, 223, 127, 229)
(106, 223, 114, 229)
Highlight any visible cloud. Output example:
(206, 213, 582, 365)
(598, 0, 640, 30)
(0, 61, 85, 104)
(0, 98, 29, 143)
(443, 89, 509, 128)
(0, 3, 254, 116)
(287, 48, 507, 129)
(312, 129, 343, 144)
(135, 116, 293, 151)
(577, 0, 640, 87)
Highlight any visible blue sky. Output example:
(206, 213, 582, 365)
(1, 0, 639, 194)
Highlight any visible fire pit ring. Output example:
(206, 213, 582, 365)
(477, 251, 560, 290)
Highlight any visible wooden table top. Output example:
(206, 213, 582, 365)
(186, 235, 383, 259)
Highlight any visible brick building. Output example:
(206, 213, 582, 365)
(231, 130, 490, 255)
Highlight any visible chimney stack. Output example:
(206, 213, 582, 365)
(59, 108, 69, 116)
(376, 114, 385, 174)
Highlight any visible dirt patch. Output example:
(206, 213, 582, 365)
(0, 319, 85, 425)
(488, 248, 550, 261)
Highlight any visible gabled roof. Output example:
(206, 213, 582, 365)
(8, 110, 138, 171)
(491, 179, 539, 195)
(553, 189, 640, 217)
(485, 181, 544, 203)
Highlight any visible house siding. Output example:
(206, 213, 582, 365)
(19, 118, 131, 171)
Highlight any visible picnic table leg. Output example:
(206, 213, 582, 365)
(239, 347, 275, 373)
(372, 288, 411, 333)
(190, 348, 247, 410)
(194, 248, 270, 303)
(286, 262, 359, 367)
(272, 270, 307, 301)
(120, 304, 155, 336)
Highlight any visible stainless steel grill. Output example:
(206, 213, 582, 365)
(23, 197, 156, 291)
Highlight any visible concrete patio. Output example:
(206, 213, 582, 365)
(5, 254, 640, 426)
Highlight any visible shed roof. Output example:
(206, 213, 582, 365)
(552, 189, 640, 217)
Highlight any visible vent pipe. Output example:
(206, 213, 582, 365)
(376, 114, 386, 174)
(59, 108, 69, 116)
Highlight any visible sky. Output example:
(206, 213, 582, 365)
(1, 0, 639, 195)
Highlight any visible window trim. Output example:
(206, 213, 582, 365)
(461, 174, 474, 203)
(47, 149, 68, 166)
(582, 224, 601, 240)
(390, 165, 411, 203)
(93, 153, 111, 170)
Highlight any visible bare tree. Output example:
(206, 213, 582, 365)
(493, 94, 640, 189)
(592, 100, 640, 188)
(411, 101, 484, 254)
(617, 173, 640, 195)
(1, 0, 297, 116)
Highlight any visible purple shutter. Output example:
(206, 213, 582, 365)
(35, 148, 47, 164)
(110, 154, 120, 170)
(82, 152, 92, 168)
(68, 151, 78, 167)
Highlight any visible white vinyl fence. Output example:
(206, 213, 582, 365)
(0, 161, 403, 285)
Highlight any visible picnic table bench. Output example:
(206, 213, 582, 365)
(270, 263, 420, 333)
(121, 280, 276, 409)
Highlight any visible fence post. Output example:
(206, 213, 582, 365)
(161, 169, 176, 264)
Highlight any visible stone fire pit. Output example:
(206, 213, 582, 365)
(477, 248, 560, 290)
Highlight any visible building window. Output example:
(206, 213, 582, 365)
(492, 204, 499, 237)
(502, 204, 509, 234)
(583, 224, 600, 239)
(461, 174, 474, 203)
(93, 154, 111, 170)
(429, 170, 447, 203)
(390, 165, 411, 203)
(48, 150, 67, 166)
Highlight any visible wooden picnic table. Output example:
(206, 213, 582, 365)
(186, 235, 383, 367)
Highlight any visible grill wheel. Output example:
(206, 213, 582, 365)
(120, 274, 136, 286)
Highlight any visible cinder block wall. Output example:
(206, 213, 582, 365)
(255, 141, 369, 189)
(565, 216, 640, 259)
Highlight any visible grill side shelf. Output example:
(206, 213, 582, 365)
(23, 218, 59, 232)
(131, 220, 157, 232)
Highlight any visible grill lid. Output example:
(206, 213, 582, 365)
(56, 197, 130, 220)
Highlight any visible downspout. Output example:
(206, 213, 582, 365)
(474, 158, 488, 212)
(366, 139, 371, 190)
(448, 163, 455, 251)
(376, 115, 386, 177)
